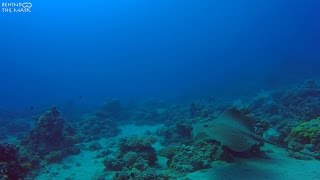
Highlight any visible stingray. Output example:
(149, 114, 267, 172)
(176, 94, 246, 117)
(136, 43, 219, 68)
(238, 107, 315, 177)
(193, 108, 264, 152)
(193, 108, 319, 158)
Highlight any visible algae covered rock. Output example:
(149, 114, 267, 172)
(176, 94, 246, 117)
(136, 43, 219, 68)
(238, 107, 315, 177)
(103, 135, 158, 172)
(285, 117, 320, 154)
(119, 135, 158, 166)
(159, 141, 232, 177)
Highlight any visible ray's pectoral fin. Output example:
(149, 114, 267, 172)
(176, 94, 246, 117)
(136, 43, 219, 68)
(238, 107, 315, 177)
(193, 132, 211, 142)
(192, 123, 212, 142)
(192, 108, 264, 152)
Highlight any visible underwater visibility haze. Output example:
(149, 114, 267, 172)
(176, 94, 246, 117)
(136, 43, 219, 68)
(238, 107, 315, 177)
(1, 0, 320, 179)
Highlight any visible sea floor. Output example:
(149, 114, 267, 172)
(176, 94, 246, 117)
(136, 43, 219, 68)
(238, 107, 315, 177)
(187, 144, 320, 180)
(35, 124, 165, 180)
(35, 149, 106, 180)
(35, 124, 320, 180)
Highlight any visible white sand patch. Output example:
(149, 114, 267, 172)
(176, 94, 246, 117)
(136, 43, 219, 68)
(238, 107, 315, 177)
(186, 145, 320, 180)
(157, 156, 168, 169)
(35, 150, 106, 180)
(153, 141, 165, 151)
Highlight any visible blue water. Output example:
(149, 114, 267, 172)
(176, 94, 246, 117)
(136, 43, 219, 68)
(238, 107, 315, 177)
(1, 1, 320, 179)
(1, 0, 319, 111)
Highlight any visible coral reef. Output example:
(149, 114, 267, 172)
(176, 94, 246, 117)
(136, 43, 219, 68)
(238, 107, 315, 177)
(158, 141, 232, 177)
(77, 99, 130, 141)
(104, 135, 157, 171)
(96, 99, 129, 121)
(0, 143, 39, 179)
(3, 80, 319, 178)
(20, 106, 80, 164)
(267, 122, 296, 146)
(280, 80, 320, 121)
(285, 117, 320, 158)
(157, 122, 193, 146)
(189, 100, 213, 118)
(188, 98, 230, 119)
(79, 114, 120, 141)
(248, 80, 320, 145)
(131, 100, 169, 125)
(251, 80, 320, 125)
(101, 135, 171, 179)
(163, 105, 188, 126)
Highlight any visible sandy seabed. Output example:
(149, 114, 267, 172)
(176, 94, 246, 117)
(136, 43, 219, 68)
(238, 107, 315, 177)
(35, 125, 320, 180)
(187, 144, 320, 180)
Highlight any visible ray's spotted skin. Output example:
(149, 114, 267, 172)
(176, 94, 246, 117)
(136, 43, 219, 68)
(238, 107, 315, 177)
(193, 108, 264, 152)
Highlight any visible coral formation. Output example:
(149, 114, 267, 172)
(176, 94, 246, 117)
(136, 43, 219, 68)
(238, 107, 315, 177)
(3, 80, 320, 179)
(0, 143, 39, 179)
(104, 135, 157, 171)
(96, 99, 129, 121)
(251, 80, 320, 124)
(157, 122, 193, 146)
(280, 80, 320, 121)
(77, 99, 130, 141)
(102, 135, 171, 179)
(163, 105, 188, 126)
(248, 80, 320, 146)
(79, 114, 120, 141)
(189, 100, 212, 118)
(20, 106, 80, 164)
(158, 141, 231, 177)
(285, 117, 320, 158)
